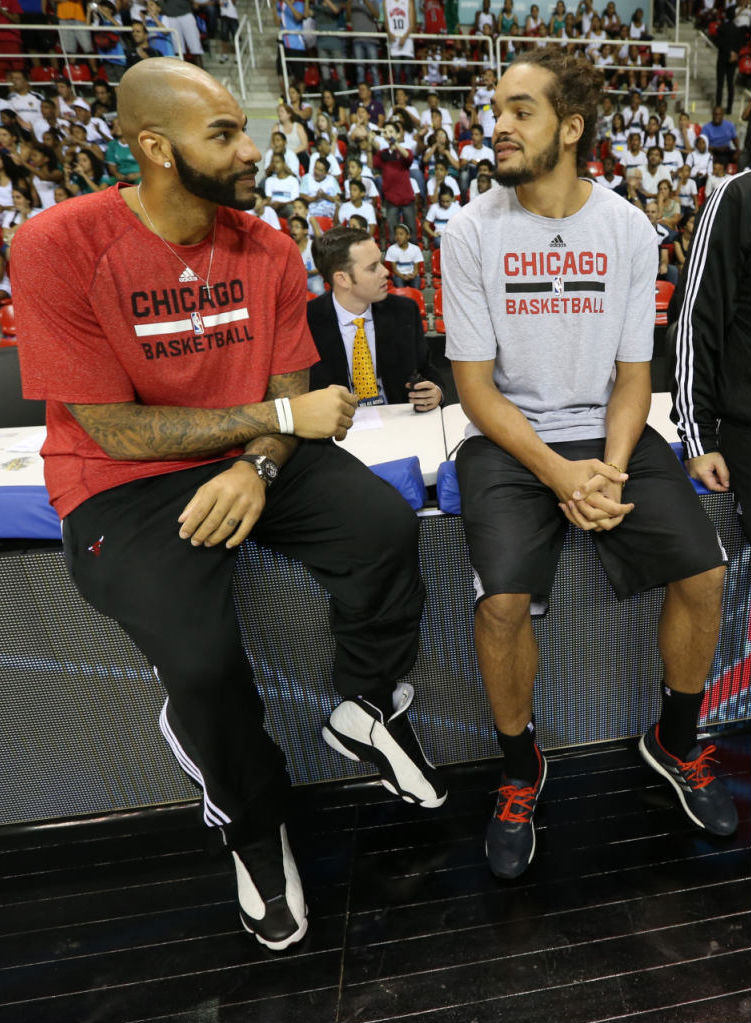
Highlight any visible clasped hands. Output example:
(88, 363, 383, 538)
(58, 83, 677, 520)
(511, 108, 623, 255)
(552, 458, 633, 533)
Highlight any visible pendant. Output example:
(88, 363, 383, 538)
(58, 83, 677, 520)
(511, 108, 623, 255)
(201, 284, 213, 300)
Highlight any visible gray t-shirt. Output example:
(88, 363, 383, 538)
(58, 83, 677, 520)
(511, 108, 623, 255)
(443, 183, 657, 443)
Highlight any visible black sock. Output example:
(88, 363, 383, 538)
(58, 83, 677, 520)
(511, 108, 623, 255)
(360, 688, 395, 720)
(659, 685, 704, 760)
(495, 720, 539, 784)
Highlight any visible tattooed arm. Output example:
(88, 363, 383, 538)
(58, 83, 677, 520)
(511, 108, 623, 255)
(65, 371, 358, 461)
(174, 370, 358, 549)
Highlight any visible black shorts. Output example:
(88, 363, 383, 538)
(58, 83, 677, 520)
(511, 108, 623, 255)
(455, 425, 727, 603)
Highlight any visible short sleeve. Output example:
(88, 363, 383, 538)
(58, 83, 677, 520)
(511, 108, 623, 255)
(615, 212, 658, 363)
(442, 218, 498, 362)
(11, 224, 135, 404)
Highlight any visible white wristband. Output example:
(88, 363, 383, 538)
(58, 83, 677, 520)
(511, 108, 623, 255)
(274, 396, 294, 435)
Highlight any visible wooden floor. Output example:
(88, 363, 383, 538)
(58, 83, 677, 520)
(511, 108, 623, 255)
(0, 731, 748, 1023)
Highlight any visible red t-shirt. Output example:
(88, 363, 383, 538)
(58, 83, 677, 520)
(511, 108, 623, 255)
(11, 185, 319, 518)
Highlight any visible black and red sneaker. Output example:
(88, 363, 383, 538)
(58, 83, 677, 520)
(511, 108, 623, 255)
(639, 724, 738, 837)
(486, 745, 547, 880)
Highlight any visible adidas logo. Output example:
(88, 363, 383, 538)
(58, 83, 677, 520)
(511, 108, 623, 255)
(178, 267, 199, 282)
(549, 234, 566, 248)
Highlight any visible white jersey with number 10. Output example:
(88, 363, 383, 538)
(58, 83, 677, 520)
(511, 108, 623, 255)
(385, 0, 414, 57)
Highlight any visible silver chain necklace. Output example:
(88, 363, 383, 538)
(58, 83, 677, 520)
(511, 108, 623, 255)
(137, 184, 217, 300)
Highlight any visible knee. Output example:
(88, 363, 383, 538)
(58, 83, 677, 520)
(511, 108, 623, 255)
(372, 490, 419, 557)
(668, 565, 726, 613)
(476, 592, 531, 638)
(160, 643, 250, 695)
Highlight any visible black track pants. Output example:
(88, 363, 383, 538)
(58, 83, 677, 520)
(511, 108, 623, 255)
(62, 441, 425, 845)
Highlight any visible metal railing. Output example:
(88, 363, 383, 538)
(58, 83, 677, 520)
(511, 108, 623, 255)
(495, 34, 691, 107)
(0, 22, 183, 85)
(277, 29, 494, 106)
(235, 14, 256, 96)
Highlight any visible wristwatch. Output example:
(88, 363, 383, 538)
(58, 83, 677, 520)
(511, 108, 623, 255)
(236, 453, 279, 486)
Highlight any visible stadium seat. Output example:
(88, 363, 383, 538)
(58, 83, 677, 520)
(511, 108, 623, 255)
(313, 215, 334, 232)
(428, 246, 441, 284)
(654, 280, 674, 326)
(433, 287, 445, 334)
(30, 66, 59, 83)
(64, 63, 92, 83)
(303, 64, 320, 88)
(389, 286, 429, 333)
(587, 160, 604, 176)
(0, 300, 16, 344)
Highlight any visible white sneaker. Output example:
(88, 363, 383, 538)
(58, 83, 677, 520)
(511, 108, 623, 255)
(232, 823, 308, 951)
(322, 683, 447, 808)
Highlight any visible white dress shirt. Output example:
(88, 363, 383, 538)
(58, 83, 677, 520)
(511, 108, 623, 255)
(332, 293, 386, 403)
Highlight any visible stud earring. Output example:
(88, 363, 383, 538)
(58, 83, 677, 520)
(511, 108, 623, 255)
(164, 160, 172, 168)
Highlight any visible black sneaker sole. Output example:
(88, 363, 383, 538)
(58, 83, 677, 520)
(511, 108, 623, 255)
(322, 723, 447, 808)
(239, 907, 309, 951)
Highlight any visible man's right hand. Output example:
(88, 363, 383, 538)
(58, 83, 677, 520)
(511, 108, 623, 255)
(290, 385, 358, 441)
(686, 451, 731, 492)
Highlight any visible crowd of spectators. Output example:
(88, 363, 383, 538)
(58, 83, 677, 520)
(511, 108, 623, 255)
(0, 0, 237, 79)
(248, 57, 746, 303)
(274, 0, 693, 96)
(0, 0, 748, 318)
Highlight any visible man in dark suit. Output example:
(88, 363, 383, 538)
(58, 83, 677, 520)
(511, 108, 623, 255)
(307, 226, 443, 411)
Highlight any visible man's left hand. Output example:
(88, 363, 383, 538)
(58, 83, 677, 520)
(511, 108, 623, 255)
(406, 379, 441, 412)
(178, 461, 266, 549)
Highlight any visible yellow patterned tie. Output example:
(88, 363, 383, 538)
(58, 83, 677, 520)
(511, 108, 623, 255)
(351, 316, 379, 400)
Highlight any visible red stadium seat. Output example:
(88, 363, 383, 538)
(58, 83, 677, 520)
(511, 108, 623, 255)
(389, 286, 428, 333)
(30, 65, 59, 83)
(0, 301, 16, 345)
(587, 160, 604, 176)
(433, 287, 445, 334)
(313, 216, 334, 232)
(64, 63, 92, 83)
(654, 280, 674, 326)
(428, 246, 441, 284)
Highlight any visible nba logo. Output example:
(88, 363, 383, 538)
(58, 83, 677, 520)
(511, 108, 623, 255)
(191, 311, 205, 336)
(553, 275, 564, 296)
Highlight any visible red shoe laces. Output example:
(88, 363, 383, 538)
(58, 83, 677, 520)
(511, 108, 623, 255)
(677, 744, 719, 790)
(495, 781, 538, 822)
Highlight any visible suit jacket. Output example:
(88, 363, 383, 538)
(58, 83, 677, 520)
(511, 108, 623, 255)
(307, 292, 439, 404)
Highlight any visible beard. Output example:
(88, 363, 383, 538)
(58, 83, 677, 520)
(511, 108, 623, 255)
(494, 124, 562, 188)
(170, 142, 257, 210)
